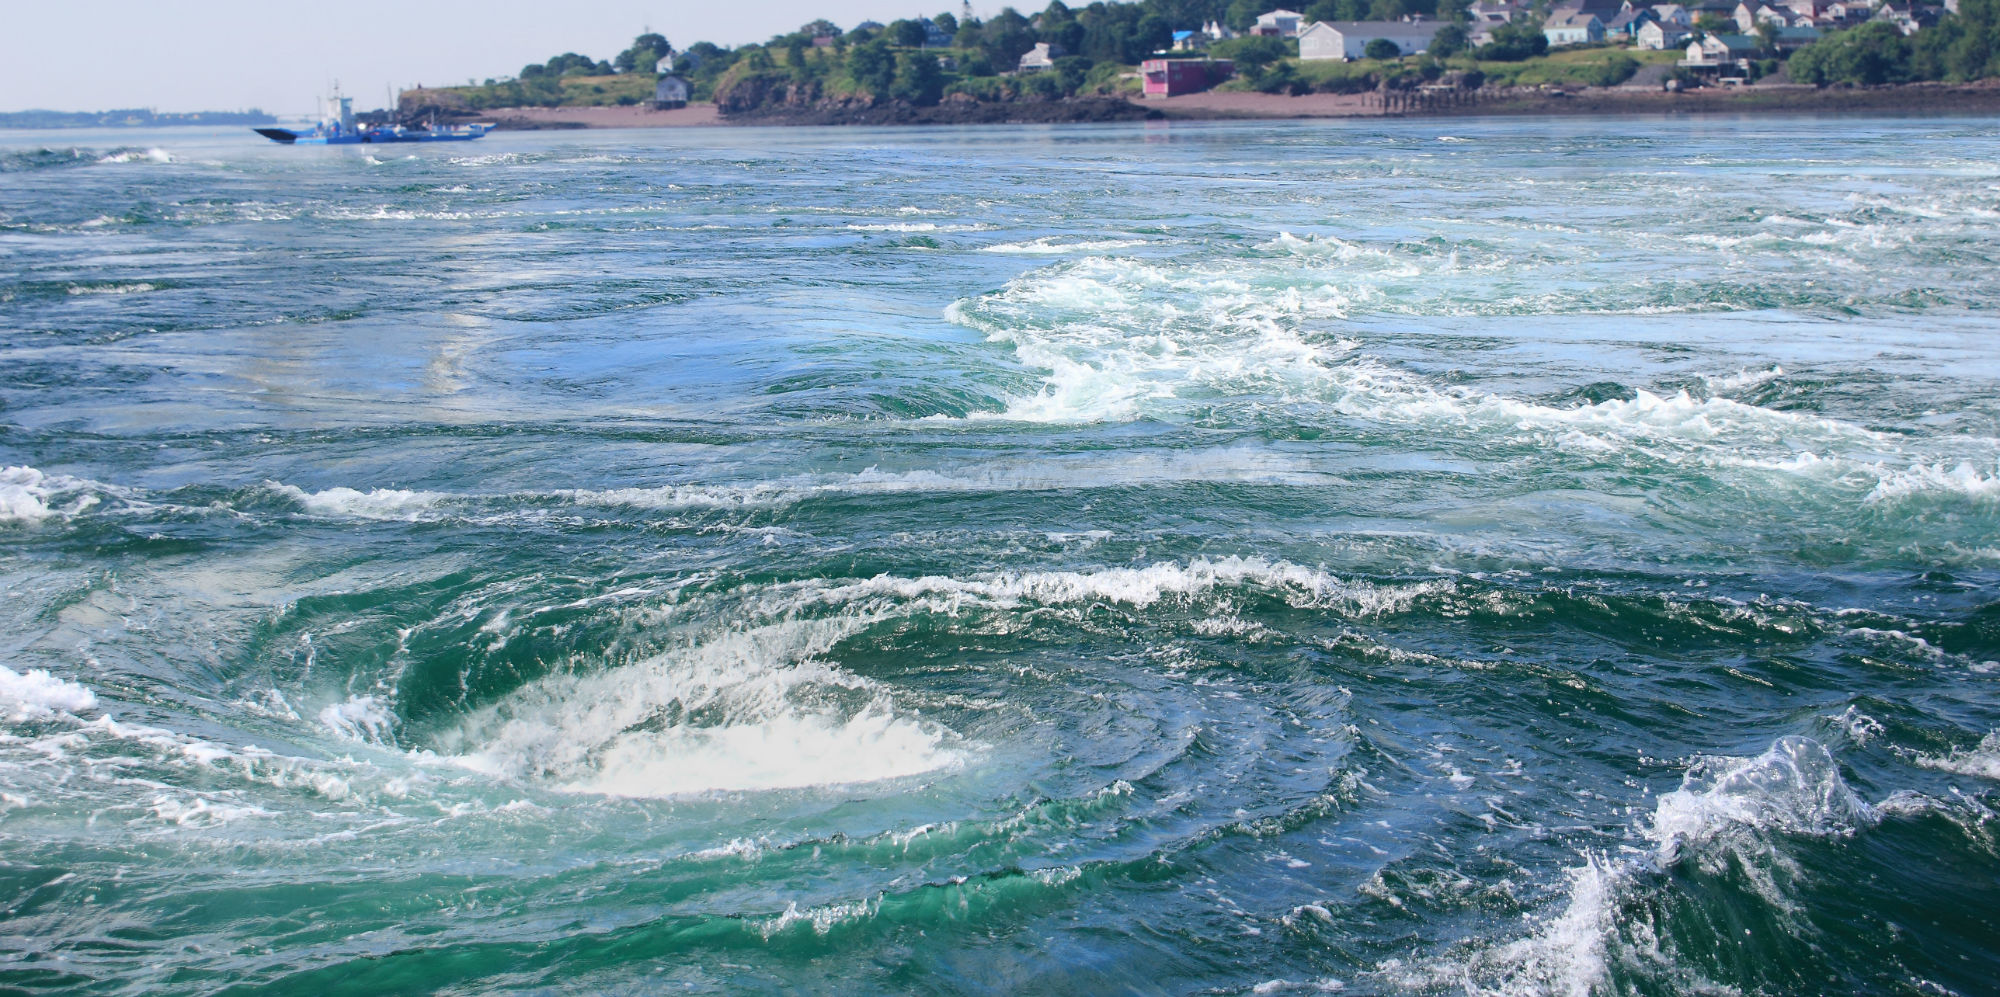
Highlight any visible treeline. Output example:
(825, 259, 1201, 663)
(1788, 0, 1999, 83)
(0, 108, 277, 129)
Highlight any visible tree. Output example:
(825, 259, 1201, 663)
(891, 18, 930, 46)
(1226, 0, 1277, 32)
(1365, 37, 1404, 59)
(801, 19, 842, 38)
(1755, 20, 1780, 54)
(1054, 53, 1094, 92)
(980, 8, 1038, 69)
(1431, 23, 1469, 57)
(1210, 34, 1290, 70)
(891, 50, 946, 103)
(1475, 18, 1548, 60)
(933, 12, 959, 35)
(850, 38, 898, 92)
(1786, 21, 1912, 84)
(615, 33, 671, 73)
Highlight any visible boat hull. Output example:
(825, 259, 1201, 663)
(255, 125, 492, 145)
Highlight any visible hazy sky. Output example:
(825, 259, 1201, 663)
(2, 1, 994, 114)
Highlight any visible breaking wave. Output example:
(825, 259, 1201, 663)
(442, 618, 964, 798)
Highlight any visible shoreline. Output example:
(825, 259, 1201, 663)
(458, 79, 2000, 130)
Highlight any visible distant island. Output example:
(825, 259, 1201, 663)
(396, 0, 2000, 127)
(0, 108, 277, 129)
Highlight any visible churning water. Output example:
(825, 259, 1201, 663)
(2, 117, 1998, 994)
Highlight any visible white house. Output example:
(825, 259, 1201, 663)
(1681, 32, 1758, 67)
(1636, 19, 1691, 46)
(1544, 10, 1607, 44)
(1255, 8, 1307, 35)
(1733, 2, 1795, 30)
(1018, 42, 1064, 71)
(1299, 20, 1444, 58)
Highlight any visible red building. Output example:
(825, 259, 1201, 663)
(1140, 59, 1233, 97)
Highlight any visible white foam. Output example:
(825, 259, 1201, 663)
(0, 466, 101, 523)
(446, 618, 962, 799)
(1914, 731, 2000, 781)
(66, 282, 156, 295)
(319, 694, 396, 744)
(763, 557, 1446, 621)
(1406, 737, 1874, 995)
(97, 148, 172, 164)
(845, 222, 986, 233)
(1646, 736, 1872, 870)
(944, 256, 1878, 444)
(1863, 461, 2000, 505)
(268, 481, 447, 520)
(147, 794, 272, 827)
(0, 665, 97, 721)
(1703, 365, 1783, 392)
(983, 237, 1146, 254)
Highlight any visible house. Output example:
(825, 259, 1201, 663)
(1769, 23, 1822, 45)
(1254, 8, 1307, 36)
(1017, 42, 1064, 72)
(1733, 2, 1795, 30)
(1681, 32, 1758, 71)
(1467, 0, 1528, 22)
(1605, 6, 1658, 39)
(1203, 19, 1235, 39)
(1544, 10, 1608, 44)
(1140, 58, 1233, 95)
(1872, 2, 1924, 32)
(650, 75, 690, 109)
(924, 20, 954, 46)
(1173, 29, 1202, 50)
(1636, 19, 1691, 46)
(1299, 20, 1445, 58)
(1650, 2, 1694, 24)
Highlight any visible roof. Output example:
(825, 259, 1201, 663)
(1309, 20, 1445, 35)
(1548, 11, 1605, 25)
(1173, 29, 1196, 39)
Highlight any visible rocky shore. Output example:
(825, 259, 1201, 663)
(440, 78, 2000, 130)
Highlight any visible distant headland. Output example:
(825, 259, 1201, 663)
(0, 109, 278, 130)
(381, 0, 2000, 128)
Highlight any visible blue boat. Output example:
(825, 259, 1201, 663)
(255, 91, 491, 145)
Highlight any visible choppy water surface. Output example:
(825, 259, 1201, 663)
(2, 117, 1999, 994)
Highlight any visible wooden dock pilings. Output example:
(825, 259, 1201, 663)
(1374, 85, 1486, 115)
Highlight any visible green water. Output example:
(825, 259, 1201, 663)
(1, 117, 1997, 994)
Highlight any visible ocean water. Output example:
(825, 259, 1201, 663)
(1, 117, 1998, 995)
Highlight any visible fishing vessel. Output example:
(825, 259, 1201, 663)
(254, 91, 491, 145)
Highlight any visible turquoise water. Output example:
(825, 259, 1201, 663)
(2, 117, 1998, 994)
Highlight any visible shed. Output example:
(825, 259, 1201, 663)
(651, 75, 690, 109)
(1140, 58, 1232, 95)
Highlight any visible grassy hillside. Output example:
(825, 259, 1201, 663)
(405, 73, 661, 112)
